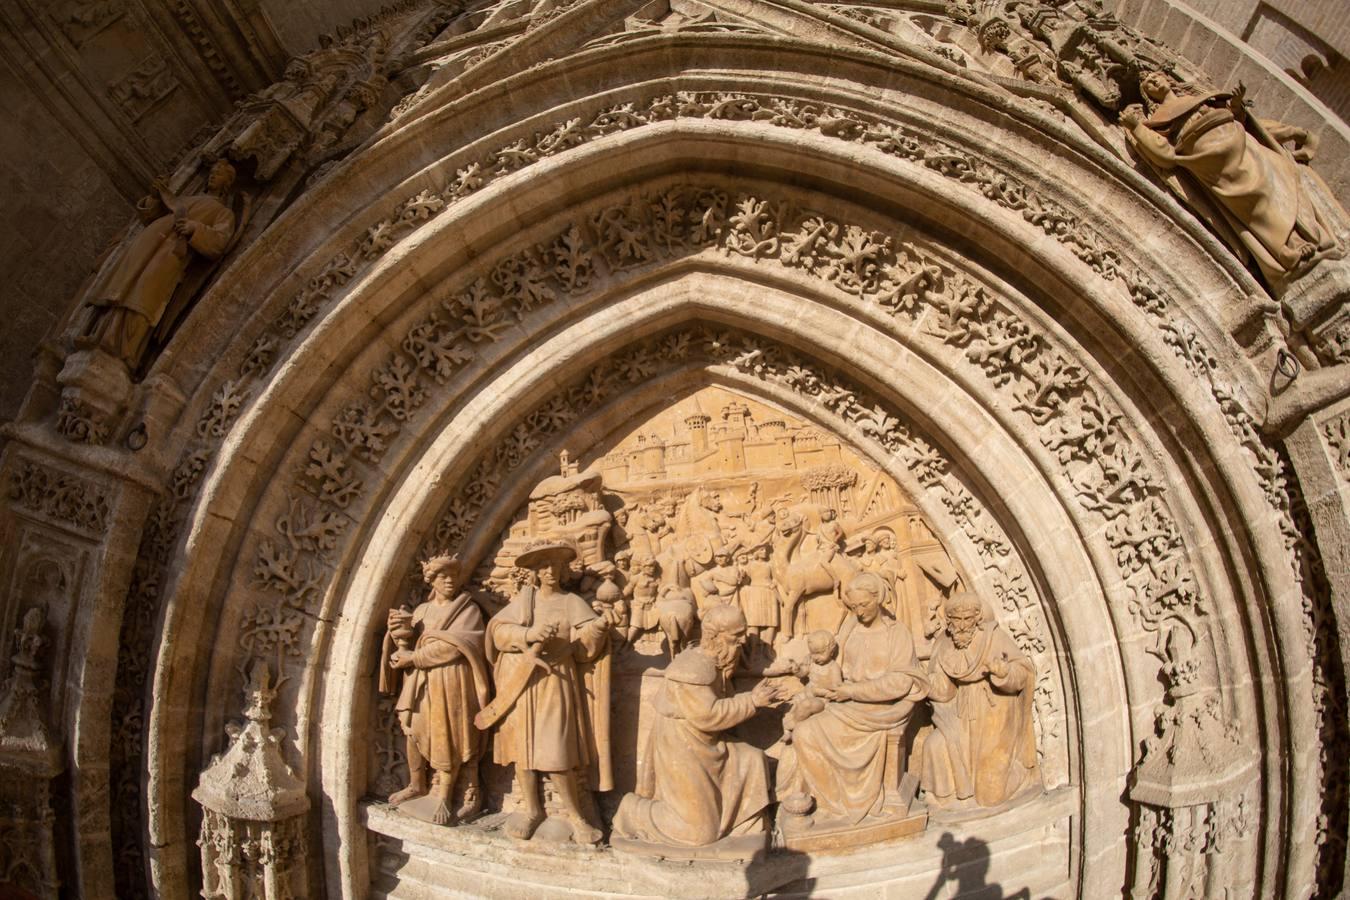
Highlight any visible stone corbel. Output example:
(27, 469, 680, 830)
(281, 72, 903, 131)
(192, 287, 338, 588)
(193, 661, 310, 900)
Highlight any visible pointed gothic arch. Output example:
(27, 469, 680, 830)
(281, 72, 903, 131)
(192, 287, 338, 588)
(2, 3, 1345, 899)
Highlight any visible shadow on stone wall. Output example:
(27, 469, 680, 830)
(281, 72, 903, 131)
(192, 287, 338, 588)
(920, 833, 1032, 900)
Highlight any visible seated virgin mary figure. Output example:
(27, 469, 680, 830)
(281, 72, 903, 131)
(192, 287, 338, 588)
(775, 572, 929, 827)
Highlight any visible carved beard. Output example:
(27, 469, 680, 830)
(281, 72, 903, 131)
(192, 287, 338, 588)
(707, 636, 740, 679)
(951, 627, 977, 649)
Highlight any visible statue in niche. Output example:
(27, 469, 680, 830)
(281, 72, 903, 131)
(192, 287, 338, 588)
(1120, 71, 1341, 283)
(776, 572, 929, 828)
(763, 629, 842, 744)
(380, 553, 491, 825)
(920, 592, 1041, 809)
(478, 541, 612, 844)
(611, 605, 786, 855)
(79, 157, 242, 374)
(738, 542, 781, 647)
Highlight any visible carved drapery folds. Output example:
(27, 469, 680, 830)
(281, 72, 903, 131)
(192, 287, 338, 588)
(27, 1, 1342, 896)
(193, 662, 310, 900)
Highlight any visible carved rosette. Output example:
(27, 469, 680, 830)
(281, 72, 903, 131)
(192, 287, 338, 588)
(192, 662, 309, 899)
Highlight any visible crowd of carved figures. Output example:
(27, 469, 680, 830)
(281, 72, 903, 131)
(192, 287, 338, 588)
(11, 0, 1334, 896)
(379, 457, 1041, 853)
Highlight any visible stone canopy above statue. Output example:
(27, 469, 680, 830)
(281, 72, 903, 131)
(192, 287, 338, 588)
(370, 381, 1054, 876)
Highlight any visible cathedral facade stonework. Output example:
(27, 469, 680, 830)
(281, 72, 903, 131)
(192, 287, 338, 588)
(1, 2, 1348, 898)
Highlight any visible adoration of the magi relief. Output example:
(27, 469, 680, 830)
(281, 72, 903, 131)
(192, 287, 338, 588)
(374, 385, 1044, 854)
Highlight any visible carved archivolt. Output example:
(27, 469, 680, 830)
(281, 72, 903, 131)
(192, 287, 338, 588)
(119, 68, 1330, 900)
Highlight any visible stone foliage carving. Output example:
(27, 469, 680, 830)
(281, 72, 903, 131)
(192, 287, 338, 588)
(1324, 413, 1350, 480)
(7, 457, 110, 536)
(193, 662, 310, 900)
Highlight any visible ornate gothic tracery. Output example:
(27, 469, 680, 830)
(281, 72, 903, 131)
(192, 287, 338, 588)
(0, 1, 1347, 898)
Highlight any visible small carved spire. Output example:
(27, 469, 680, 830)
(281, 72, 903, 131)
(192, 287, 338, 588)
(0, 607, 62, 772)
(193, 661, 310, 899)
(193, 661, 308, 823)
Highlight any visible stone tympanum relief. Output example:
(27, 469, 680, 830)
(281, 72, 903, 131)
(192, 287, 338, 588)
(921, 592, 1040, 812)
(374, 383, 1045, 857)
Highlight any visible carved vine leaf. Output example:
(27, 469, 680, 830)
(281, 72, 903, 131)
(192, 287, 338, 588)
(1324, 414, 1350, 479)
(302, 441, 362, 509)
(196, 380, 249, 439)
(8, 458, 111, 534)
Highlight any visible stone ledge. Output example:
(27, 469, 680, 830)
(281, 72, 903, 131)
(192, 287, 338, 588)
(365, 786, 1076, 899)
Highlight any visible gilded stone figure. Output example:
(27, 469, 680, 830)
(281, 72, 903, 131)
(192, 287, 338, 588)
(612, 605, 785, 854)
(1120, 71, 1339, 282)
(776, 572, 929, 826)
(81, 158, 239, 371)
(478, 541, 612, 844)
(920, 592, 1041, 810)
(380, 553, 492, 825)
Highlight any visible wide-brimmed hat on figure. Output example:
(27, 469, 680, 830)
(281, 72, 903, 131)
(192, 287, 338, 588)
(514, 540, 577, 570)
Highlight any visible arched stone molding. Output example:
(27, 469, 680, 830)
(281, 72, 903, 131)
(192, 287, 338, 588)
(134, 170, 1296, 900)
(52, 24, 1329, 900)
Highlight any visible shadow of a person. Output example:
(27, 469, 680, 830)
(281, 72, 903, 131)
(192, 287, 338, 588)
(922, 832, 1031, 900)
(745, 836, 814, 898)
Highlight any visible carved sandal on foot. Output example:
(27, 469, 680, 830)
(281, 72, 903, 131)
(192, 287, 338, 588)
(568, 818, 603, 845)
(503, 810, 544, 840)
(431, 801, 455, 826)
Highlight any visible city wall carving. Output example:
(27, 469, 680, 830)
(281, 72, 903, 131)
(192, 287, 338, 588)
(0, 1, 1346, 898)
